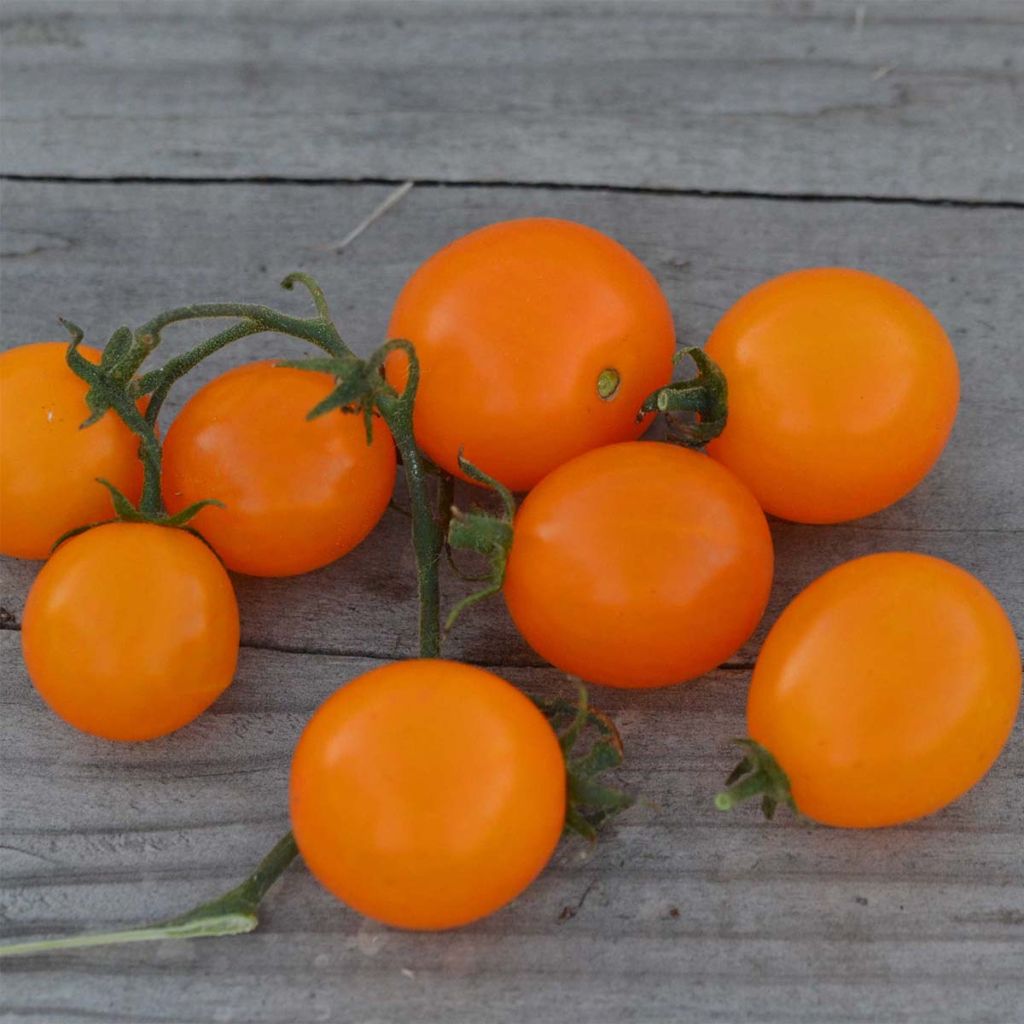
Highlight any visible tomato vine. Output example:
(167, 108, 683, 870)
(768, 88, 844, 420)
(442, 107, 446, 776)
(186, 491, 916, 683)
(0, 271, 632, 957)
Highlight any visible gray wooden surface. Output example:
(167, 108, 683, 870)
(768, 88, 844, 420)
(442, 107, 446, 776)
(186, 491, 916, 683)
(1, 3, 1022, 1023)
(3, 1, 1024, 201)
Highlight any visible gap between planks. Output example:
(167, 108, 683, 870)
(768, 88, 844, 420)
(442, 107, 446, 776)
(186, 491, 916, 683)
(0, 623, 756, 673)
(3, 174, 1024, 212)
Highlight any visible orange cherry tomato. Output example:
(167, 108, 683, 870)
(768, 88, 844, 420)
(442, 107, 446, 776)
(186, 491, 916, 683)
(0, 342, 144, 559)
(162, 362, 396, 577)
(705, 268, 960, 524)
(748, 553, 1021, 827)
(290, 659, 566, 930)
(503, 442, 774, 688)
(386, 218, 675, 491)
(22, 522, 239, 741)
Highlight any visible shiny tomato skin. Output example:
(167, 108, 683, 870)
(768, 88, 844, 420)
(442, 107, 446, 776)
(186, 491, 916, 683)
(705, 268, 960, 524)
(386, 218, 675, 491)
(162, 362, 396, 577)
(749, 553, 1021, 827)
(0, 342, 144, 559)
(290, 659, 566, 930)
(504, 442, 774, 688)
(22, 522, 239, 741)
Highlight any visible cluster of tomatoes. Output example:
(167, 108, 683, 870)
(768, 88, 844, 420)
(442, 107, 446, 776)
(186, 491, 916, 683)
(1, 217, 1020, 940)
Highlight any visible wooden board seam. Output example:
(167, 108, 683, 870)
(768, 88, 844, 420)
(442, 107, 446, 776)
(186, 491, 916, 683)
(3, 175, 1024, 212)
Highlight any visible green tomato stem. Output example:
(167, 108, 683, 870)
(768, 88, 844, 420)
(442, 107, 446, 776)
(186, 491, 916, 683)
(63, 275, 356, 522)
(0, 832, 299, 958)
(369, 339, 444, 659)
(638, 345, 729, 447)
(127, 273, 349, 377)
(116, 279, 447, 655)
(119, 399, 165, 518)
(63, 323, 166, 517)
(137, 320, 265, 425)
(715, 739, 796, 821)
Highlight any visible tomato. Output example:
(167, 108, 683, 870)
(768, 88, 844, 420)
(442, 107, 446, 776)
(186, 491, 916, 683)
(747, 553, 1021, 827)
(22, 522, 239, 741)
(162, 362, 396, 577)
(0, 342, 144, 559)
(705, 268, 960, 523)
(503, 442, 774, 688)
(386, 218, 675, 491)
(290, 659, 566, 930)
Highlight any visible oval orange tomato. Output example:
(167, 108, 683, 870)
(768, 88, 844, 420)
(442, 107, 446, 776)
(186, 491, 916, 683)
(162, 362, 396, 577)
(503, 442, 774, 688)
(705, 268, 960, 523)
(290, 659, 566, 930)
(22, 522, 239, 741)
(747, 553, 1021, 827)
(386, 218, 675, 491)
(0, 342, 144, 559)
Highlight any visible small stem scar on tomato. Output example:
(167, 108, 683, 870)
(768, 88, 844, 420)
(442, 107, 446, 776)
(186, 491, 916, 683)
(597, 368, 621, 401)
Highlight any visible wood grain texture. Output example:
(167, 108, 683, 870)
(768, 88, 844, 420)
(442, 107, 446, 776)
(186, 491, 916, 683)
(1, 179, 1022, 1023)
(2, 1, 1023, 201)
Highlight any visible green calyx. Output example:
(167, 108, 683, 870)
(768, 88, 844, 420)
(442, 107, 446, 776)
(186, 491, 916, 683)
(61, 323, 221, 548)
(538, 683, 634, 840)
(444, 454, 516, 634)
(64, 321, 166, 517)
(715, 739, 796, 820)
(50, 479, 224, 554)
(639, 346, 728, 446)
(278, 350, 380, 444)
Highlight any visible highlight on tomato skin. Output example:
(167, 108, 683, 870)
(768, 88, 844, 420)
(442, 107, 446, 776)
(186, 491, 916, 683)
(21, 522, 240, 742)
(385, 217, 676, 492)
(161, 361, 397, 578)
(502, 441, 774, 689)
(289, 659, 567, 931)
(0, 342, 145, 559)
(704, 267, 960, 524)
(735, 552, 1021, 828)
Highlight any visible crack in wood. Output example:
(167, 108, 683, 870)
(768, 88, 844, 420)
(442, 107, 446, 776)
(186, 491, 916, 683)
(3, 174, 1023, 211)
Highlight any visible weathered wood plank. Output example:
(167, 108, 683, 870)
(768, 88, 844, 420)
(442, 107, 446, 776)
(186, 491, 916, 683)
(2, 1, 1023, 201)
(1, 180, 1022, 1022)
(2, 637, 1022, 1024)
